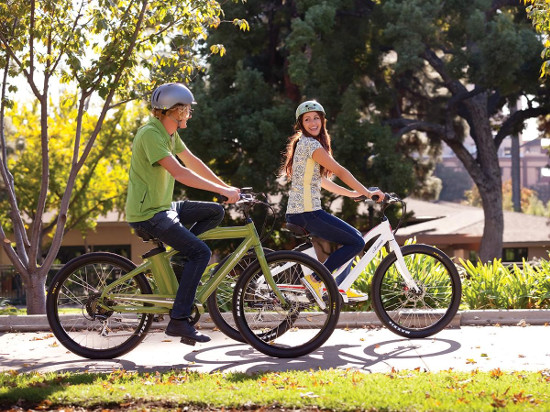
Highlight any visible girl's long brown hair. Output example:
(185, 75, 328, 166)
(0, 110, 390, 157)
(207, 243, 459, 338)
(280, 111, 333, 179)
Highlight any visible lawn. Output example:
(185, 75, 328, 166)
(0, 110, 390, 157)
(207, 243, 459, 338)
(1, 368, 549, 411)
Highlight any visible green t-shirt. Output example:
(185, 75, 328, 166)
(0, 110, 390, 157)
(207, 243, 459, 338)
(125, 117, 186, 222)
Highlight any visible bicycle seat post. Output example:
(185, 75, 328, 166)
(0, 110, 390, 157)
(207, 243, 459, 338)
(134, 228, 178, 294)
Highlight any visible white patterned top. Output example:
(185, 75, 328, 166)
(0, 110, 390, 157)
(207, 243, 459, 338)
(286, 136, 323, 214)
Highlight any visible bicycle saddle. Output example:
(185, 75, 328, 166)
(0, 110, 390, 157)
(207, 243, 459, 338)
(283, 223, 310, 237)
(134, 228, 158, 242)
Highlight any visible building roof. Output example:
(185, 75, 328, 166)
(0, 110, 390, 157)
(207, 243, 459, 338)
(396, 198, 550, 244)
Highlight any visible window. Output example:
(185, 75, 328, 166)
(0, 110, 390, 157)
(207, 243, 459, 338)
(502, 248, 528, 263)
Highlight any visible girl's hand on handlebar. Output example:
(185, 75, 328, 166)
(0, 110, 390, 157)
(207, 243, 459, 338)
(367, 187, 385, 203)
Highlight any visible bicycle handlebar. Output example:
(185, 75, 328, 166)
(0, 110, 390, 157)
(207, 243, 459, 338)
(216, 188, 276, 242)
(353, 187, 401, 204)
(352, 187, 405, 234)
(215, 187, 259, 204)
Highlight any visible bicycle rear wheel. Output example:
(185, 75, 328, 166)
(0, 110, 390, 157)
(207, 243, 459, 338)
(46, 252, 154, 359)
(371, 244, 461, 338)
(206, 248, 273, 342)
(234, 250, 340, 358)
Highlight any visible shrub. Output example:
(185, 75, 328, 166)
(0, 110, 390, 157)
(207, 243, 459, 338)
(459, 258, 550, 310)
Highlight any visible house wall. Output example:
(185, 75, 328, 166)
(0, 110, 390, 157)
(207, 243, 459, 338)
(0, 223, 151, 267)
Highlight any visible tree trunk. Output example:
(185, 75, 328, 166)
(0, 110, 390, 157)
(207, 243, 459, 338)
(460, 92, 504, 261)
(21, 269, 47, 314)
(478, 185, 504, 262)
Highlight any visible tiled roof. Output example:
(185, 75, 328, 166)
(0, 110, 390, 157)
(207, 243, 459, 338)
(396, 198, 550, 243)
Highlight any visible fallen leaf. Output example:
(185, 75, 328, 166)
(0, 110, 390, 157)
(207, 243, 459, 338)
(300, 392, 319, 398)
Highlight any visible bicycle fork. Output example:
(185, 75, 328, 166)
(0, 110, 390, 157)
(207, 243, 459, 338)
(387, 238, 422, 294)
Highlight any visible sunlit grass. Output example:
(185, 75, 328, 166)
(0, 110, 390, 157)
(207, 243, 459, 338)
(1, 368, 549, 411)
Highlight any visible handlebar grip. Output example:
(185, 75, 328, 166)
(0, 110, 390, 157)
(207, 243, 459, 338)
(354, 187, 380, 202)
(218, 192, 256, 204)
(367, 187, 380, 202)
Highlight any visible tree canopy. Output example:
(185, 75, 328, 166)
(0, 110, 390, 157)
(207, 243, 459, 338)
(373, 0, 549, 260)
(1, 98, 147, 246)
(183, 0, 549, 261)
(0, 0, 247, 313)
(182, 0, 417, 231)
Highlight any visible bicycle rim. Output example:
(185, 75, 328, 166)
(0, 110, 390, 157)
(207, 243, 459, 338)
(206, 248, 273, 342)
(234, 250, 339, 358)
(46, 252, 154, 359)
(371, 244, 462, 338)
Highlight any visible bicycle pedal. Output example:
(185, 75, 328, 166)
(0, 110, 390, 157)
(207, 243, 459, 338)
(179, 337, 197, 346)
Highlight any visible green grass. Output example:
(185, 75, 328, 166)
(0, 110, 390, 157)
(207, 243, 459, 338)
(1, 368, 549, 411)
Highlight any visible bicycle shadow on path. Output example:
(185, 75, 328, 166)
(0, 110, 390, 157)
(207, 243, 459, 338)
(4, 335, 461, 375)
(179, 337, 461, 374)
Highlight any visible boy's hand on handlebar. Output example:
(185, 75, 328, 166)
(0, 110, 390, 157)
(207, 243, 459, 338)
(221, 187, 240, 204)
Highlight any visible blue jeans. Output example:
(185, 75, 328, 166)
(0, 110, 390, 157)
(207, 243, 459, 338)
(129, 200, 224, 319)
(286, 209, 365, 285)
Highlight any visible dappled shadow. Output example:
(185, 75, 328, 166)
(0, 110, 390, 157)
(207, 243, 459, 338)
(0, 332, 461, 375)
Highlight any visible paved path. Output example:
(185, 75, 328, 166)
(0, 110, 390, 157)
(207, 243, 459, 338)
(1, 325, 549, 375)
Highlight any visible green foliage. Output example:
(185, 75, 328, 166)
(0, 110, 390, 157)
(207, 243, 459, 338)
(183, 0, 417, 234)
(0, 0, 248, 313)
(524, 0, 550, 77)
(1, 99, 147, 243)
(0, 298, 19, 315)
(376, 0, 550, 260)
(344, 239, 550, 312)
(459, 258, 550, 310)
(181, 68, 292, 198)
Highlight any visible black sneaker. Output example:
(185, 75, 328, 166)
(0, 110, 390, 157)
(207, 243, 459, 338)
(166, 318, 211, 345)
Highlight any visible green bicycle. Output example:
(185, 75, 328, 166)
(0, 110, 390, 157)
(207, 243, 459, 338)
(46, 190, 340, 359)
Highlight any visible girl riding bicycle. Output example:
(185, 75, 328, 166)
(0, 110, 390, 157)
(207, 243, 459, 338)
(125, 83, 240, 344)
(281, 100, 384, 302)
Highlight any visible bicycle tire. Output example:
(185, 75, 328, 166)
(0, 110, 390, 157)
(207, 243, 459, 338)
(371, 244, 462, 338)
(46, 252, 154, 359)
(233, 250, 340, 358)
(205, 248, 273, 342)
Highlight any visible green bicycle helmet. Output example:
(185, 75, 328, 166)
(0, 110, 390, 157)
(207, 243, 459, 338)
(151, 83, 196, 110)
(295, 100, 325, 121)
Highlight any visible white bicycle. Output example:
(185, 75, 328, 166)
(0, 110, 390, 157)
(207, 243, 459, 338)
(284, 190, 462, 339)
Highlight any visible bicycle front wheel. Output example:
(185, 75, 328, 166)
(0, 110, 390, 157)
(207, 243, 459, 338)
(46, 252, 154, 359)
(234, 250, 340, 358)
(206, 248, 273, 342)
(371, 244, 461, 338)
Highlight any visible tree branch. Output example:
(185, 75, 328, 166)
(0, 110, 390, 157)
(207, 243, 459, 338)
(494, 105, 550, 148)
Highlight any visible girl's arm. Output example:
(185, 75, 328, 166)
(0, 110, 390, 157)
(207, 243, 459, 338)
(313, 148, 384, 200)
(321, 177, 358, 197)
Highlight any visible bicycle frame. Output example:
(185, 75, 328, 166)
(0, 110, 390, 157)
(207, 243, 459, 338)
(97, 219, 287, 314)
(298, 217, 421, 293)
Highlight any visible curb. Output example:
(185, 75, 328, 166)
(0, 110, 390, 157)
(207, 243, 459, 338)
(1, 310, 549, 332)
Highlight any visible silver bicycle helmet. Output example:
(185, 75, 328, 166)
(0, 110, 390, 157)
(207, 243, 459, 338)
(295, 100, 325, 120)
(151, 83, 196, 110)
